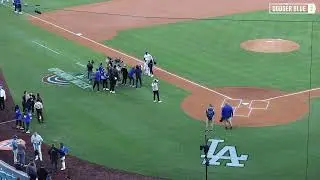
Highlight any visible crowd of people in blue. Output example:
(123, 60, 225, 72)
(87, 57, 144, 93)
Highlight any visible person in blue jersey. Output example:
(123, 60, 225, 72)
(220, 103, 234, 130)
(14, 0, 22, 14)
(23, 109, 32, 134)
(15, 105, 22, 129)
(101, 68, 109, 91)
(59, 143, 69, 171)
(205, 104, 215, 131)
(128, 66, 135, 87)
(92, 69, 101, 91)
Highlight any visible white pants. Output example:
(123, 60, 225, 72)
(12, 149, 17, 163)
(33, 143, 42, 161)
(143, 62, 150, 75)
(61, 156, 66, 170)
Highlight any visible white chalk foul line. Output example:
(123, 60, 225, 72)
(262, 87, 320, 101)
(32, 40, 61, 55)
(0, 120, 16, 125)
(27, 13, 232, 99)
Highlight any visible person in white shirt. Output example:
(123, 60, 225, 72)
(143, 52, 153, 77)
(0, 85, 6, 111)
(34, 100, 44, 123)
(31, 132, 43, 161)
(151, 79, 161, 103)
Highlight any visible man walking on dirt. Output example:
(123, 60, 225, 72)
(0, 84, 6, 111)
(220, 103, 234, 130)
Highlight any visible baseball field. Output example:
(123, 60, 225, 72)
(0, 0, 320, 179)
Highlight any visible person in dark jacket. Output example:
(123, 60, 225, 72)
(30, 93, 36, 114)
(48, 144, 59, 172)
(37, 164, 48, 180)
(87, 61, 93, 80)
(26, 160, 37, 180)
(25, 94, 33, 113)
(135, 65, 142, 88)
(109, 65, 118, 93)
(121, 65, 128, 85)
(36, 93, 43, 104)
(92, 69, 101, 91)
(22, 91, 28, 112)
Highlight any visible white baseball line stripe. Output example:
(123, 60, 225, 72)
(0, 120, 16, 125)
(76, 62, 86, 68)
(247, 108, 253, 117)
(32, 40, 61, 55)
(262, 87, 320, 101)
(27, 13, 232, 99)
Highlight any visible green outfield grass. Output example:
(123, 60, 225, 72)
(1, 6, 320, 180)
(106, 11, 320, 92)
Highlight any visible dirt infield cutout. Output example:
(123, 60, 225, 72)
(181, 87, 314, 127)
(240, 39, 300, 53)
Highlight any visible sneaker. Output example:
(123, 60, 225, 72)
(153, 100, 156, 102)
(35, 157, 38, 161)
(150, 74, 154, 77)
(112, 91, 115, 94)
(14, 11, 17, 13)
(19, 127, 24, 130)
(158, 101, 162, 103)
(18, 12, 22, 14)
(26, 130, 30, 134)
(61, 168, 65, 171)
(16, 126, 20, 129)
(105, 88, 109, 91)
(103, 88, 106, 90)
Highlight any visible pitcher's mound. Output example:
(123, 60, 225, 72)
(240, 39, 300, 53)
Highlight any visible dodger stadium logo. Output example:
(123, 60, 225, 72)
(42, 74, 70, 86)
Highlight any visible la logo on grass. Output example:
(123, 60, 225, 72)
(201, 139, 248, 167)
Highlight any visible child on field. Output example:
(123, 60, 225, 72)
(15, 105, 22, 129)
(23, 109, 32, 134)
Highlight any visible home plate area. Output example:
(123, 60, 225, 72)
(221, 98, 270, 117)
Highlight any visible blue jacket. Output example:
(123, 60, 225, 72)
(59, 146, 69, 156)
(221, 104, 233, 119)
(135, 67, 142, 77)
(23, 112, 32, 123)
(206, 107, 215, 118)
(14, 0, 21, 4)
(128, 68, 135, 77)
(15, 109, 22, 120)
(95, 71, 101, 81)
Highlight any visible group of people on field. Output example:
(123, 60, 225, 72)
(86, 52, 158, 95)
(205, 103, 234, 131)
(11, 133, 69, 180)
(15, 91, 44, 134)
